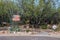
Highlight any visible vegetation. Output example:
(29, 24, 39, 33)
(0, 0, 19, 26)
(0, 0, 60, 29)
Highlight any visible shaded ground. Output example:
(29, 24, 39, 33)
(0, 36, 60, 40)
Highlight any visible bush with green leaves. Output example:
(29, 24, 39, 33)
(26, 29, 30, 32)
(10, 26, 20, 32)
(41, 25, 47, 29)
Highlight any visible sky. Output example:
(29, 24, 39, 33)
(55, 0, 60, 8)
(34, 0, 39, 5)
(11, 0, 60, 8)
(35, 0, 60, 8)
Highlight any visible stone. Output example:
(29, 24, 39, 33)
(52, 25, 57, 30)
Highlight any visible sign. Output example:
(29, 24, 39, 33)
(12, 15, 20, 21)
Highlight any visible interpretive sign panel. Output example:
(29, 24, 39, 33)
(12, 15, 20, 21)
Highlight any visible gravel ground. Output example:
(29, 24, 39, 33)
(0, 31, 60, 38)
(0, 29, 60, 38)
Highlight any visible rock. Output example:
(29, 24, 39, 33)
(52, 25, 57, 30)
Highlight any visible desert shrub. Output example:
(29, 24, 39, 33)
(41, 25, 47, 29)
(26, 29, 30, 32)
(10, 26, 20, 32)
(56, 24, 60, 31)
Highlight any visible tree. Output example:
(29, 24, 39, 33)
(14, 0, 60, 28)
(0, 0, 19, 26)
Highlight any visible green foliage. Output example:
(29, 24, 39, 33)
(26, 29, 30, 32)
(10, 26, 20, 32)
(56, 23, 60, 31)
(1, 0, 60, 28)
(0, 0, 19, 26)
(41, 25, 47, 29)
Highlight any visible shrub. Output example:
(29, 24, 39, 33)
(41, 25, 47, 29)
(26, 29, 30, 32)
(56, 24, 60, 31)
(10, 26, 20, 32)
